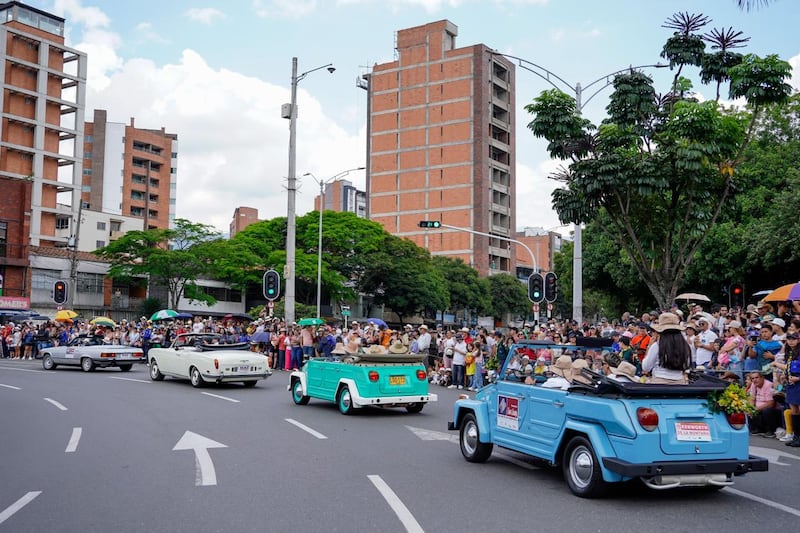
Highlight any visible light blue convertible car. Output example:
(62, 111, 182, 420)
(448, 339, 768, 497)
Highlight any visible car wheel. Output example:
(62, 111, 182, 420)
(119, 364, 132, 372)
(459, 412, 493, 463)
(405, 402, 424, 414)
(291, 379, 310, 405)
(42, 354, 57, 370)
(190, 366, 205, 388)
(563, 435, 608, 498)
(149, 359, 165, 381)
(80, 357, 95, 372)
(337, 386, 353, 415)
(242, 380, 257, 388)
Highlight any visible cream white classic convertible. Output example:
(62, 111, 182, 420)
(147, 333, 271, 388)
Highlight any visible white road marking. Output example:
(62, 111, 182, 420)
(65, 427, 82, 453)
(406, 425, 458, 443)
(749, 444, 800, 466)
(109, 376, 151, 384)
(0, 384, 21, 390)
(172, 431, 227, 487)
(0, 491, 42, 525)
(201, 392, 240, 403)
(285, 418, 328, 440)
(0, 366, 51, 374)
(725, 487, 800, 518)
(368, 475, 425, 533)
(43, 398, 67, 411)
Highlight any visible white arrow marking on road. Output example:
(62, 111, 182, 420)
(0, 383, 21, 390)
(0, 366, 52, 374)
(65, 427, 82, 453)
(109, 376, 151, 384)
(43, 398, 67, 411)
(0, 491, 41, 525)
(172, 431, 227, 487)
(405, 425, 458, 443)
(285, 418, 328, 439)
(749, 445, 800, 466)
(368, 475, 425, 533)
(201, 391, 240, 403)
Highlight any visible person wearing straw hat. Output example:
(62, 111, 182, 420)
(642, 312, 691, 384)
(609, 361, 640, 383)
(543, 355, 573, 389)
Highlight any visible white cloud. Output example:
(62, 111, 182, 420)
(790, 52, 800, 92)
(184, 7, 226, 25)
(549, 26, 601, 43)
(514, 156, 564, 232)
(134, 22, 170, 44)
(336, 0, 547, 15)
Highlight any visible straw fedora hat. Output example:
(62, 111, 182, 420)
(367, 344, 388, 355)
(331, 342, 348, 355)
(388, 341, 408, 354)
(551, 355, 573, 379)
(571, 358, 591, 384)
(610, 361, 638, 381)
(651, 312, 685, 332)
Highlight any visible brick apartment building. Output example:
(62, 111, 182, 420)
(0, 1, 86, 304)
(230, 206, 260, 237)
(313, 179, 366, 218)
(366, 20, 516, 276)
(84, 109, 178, 232)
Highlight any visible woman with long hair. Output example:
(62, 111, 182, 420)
(642, 312, 691, 384)
(773, 332, 800, 446)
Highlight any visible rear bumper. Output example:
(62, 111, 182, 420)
(356, 393, 437, 406)
(602, 455, 769, 477)
(211, 371, 271, 383)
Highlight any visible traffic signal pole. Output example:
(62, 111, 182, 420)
(430, 222, 538, 272)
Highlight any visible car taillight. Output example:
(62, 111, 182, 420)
(727, 411, 746, 430)
(416, 370, 427, 381)
(100, 352, 114, 358)
(214, 358, 219, 370)
(368, 371, 379, 382)
(637, 407, 659, 431)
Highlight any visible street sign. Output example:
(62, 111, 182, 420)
(342, 310, 351, 317)
(533, 303, 540, 312)
(547, 303, 553, 311)
(267, 301, 274, 309)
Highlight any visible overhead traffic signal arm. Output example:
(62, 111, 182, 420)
(418, 220, 441, 228)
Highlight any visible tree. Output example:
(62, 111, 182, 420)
(486, 274, 529, 319)
(360, 235, 448, 324)
(431, 256, 492, 319)
(525, 13, 792, 309)
(94, 219, 222, 310)
(735, 0, 772, 11)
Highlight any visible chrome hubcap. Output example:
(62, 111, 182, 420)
(464, 422, 478, 454)
(571, 447, 593, 488)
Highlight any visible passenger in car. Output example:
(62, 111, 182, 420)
(642, 312, 691, 384)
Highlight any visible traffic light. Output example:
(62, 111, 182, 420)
(263, 270, 281, 301)
(528, 273, 544, 303)
(53, 280, 68, 304)
(418, 220, 441, 228)
(730, 283, 744, 309)
(544, 272, 558, 302)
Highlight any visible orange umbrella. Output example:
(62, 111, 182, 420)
(54, 309, 78, 321)
(761, 282, 800, 302)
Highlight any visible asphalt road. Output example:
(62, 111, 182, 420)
(2, 359, 799, 533)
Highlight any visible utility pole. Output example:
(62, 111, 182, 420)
(68, 202, 83, 307)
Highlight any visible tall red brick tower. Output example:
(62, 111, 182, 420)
(366, 20, 516, 276)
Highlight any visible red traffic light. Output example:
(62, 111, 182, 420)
(733, 286, 743, 295)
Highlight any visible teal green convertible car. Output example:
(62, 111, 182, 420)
(289, 344, 437, 414)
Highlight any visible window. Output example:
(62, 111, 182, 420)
(0, 221, 6, 257)
(83, 169, 92, 175)
(110, 221, 122, 232)
(131, 207, 144, 216)
(84, 152, 92, 159)
(96, 221, 106, 230)
(95, 240, 105, 249)
(85, 135, 93, 142)
(77, 272, 104, 294)
(31, 269, 61, 290)
(55, 217, 70, 230)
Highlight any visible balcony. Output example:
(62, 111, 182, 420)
(0, 243, 30, 266)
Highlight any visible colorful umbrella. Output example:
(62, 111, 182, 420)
(90, 316, 117, 328)
(761, 282, 800, 302)
(297, 317, 325, 327)
(367, 318, 388, 327)
(54, 309, 78, 321)
(151, 309, 179, 321)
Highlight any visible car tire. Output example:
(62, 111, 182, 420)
(405, 402, 424, 414)
(119, 364, 132, 372)
(459, 412, 493, 463)
(42, 354, 57, 370)
(80, 357, 95, 372)
(291, 379, 310, 405)
(337, 386, 353, 415)
(149, 359, 165, 381)
(563, 435, 608, 498)
(190, 366, 205, 388)
(242, 380, 257, 388)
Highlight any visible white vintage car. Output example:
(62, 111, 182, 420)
(41, 335, 145, 372)
(147, 333, 271, 388)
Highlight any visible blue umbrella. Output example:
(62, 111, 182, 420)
(250, 331, 272, 343)
(175, 312, 193, 319)
(367, 318, 387, 328)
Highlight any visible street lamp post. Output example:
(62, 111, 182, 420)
(490, 50, 666, 326)
(284, 57, 335, 325)
(303, 167, 365, 319)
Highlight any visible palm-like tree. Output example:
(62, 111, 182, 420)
(736, 0, 772, 10)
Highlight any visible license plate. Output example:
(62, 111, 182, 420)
(389, 375, 406, 385)
(675, 422, 711, 441)
(238, 365, 250, 372)
(118, 354, 131, 359)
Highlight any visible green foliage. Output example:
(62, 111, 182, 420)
(486, 274, 528, 318)
(525, 12, 792, 309)
(431, 256, 491, 316)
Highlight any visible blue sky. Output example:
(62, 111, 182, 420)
(32, 0, 800, 233)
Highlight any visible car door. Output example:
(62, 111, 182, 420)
(491, 376, 536, 455)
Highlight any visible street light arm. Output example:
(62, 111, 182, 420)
(578, 63, 668, 109)
(296, 63, 335, 83)
(489, 50, 576, 94)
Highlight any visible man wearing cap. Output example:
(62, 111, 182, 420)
(771, 318, 787, 341)
(693, 317, 718, 368)
(747, 323, 782, 378)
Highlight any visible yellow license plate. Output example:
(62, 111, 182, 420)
(389, 375, 406, 385)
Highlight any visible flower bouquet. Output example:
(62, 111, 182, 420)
(706, 383, 756, 416)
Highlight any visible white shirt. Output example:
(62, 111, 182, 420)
(452, 340, 468, 365)
(642, 340, 686, 381)
(417, 332, 431, 352)
(695, 328, 718, 365)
